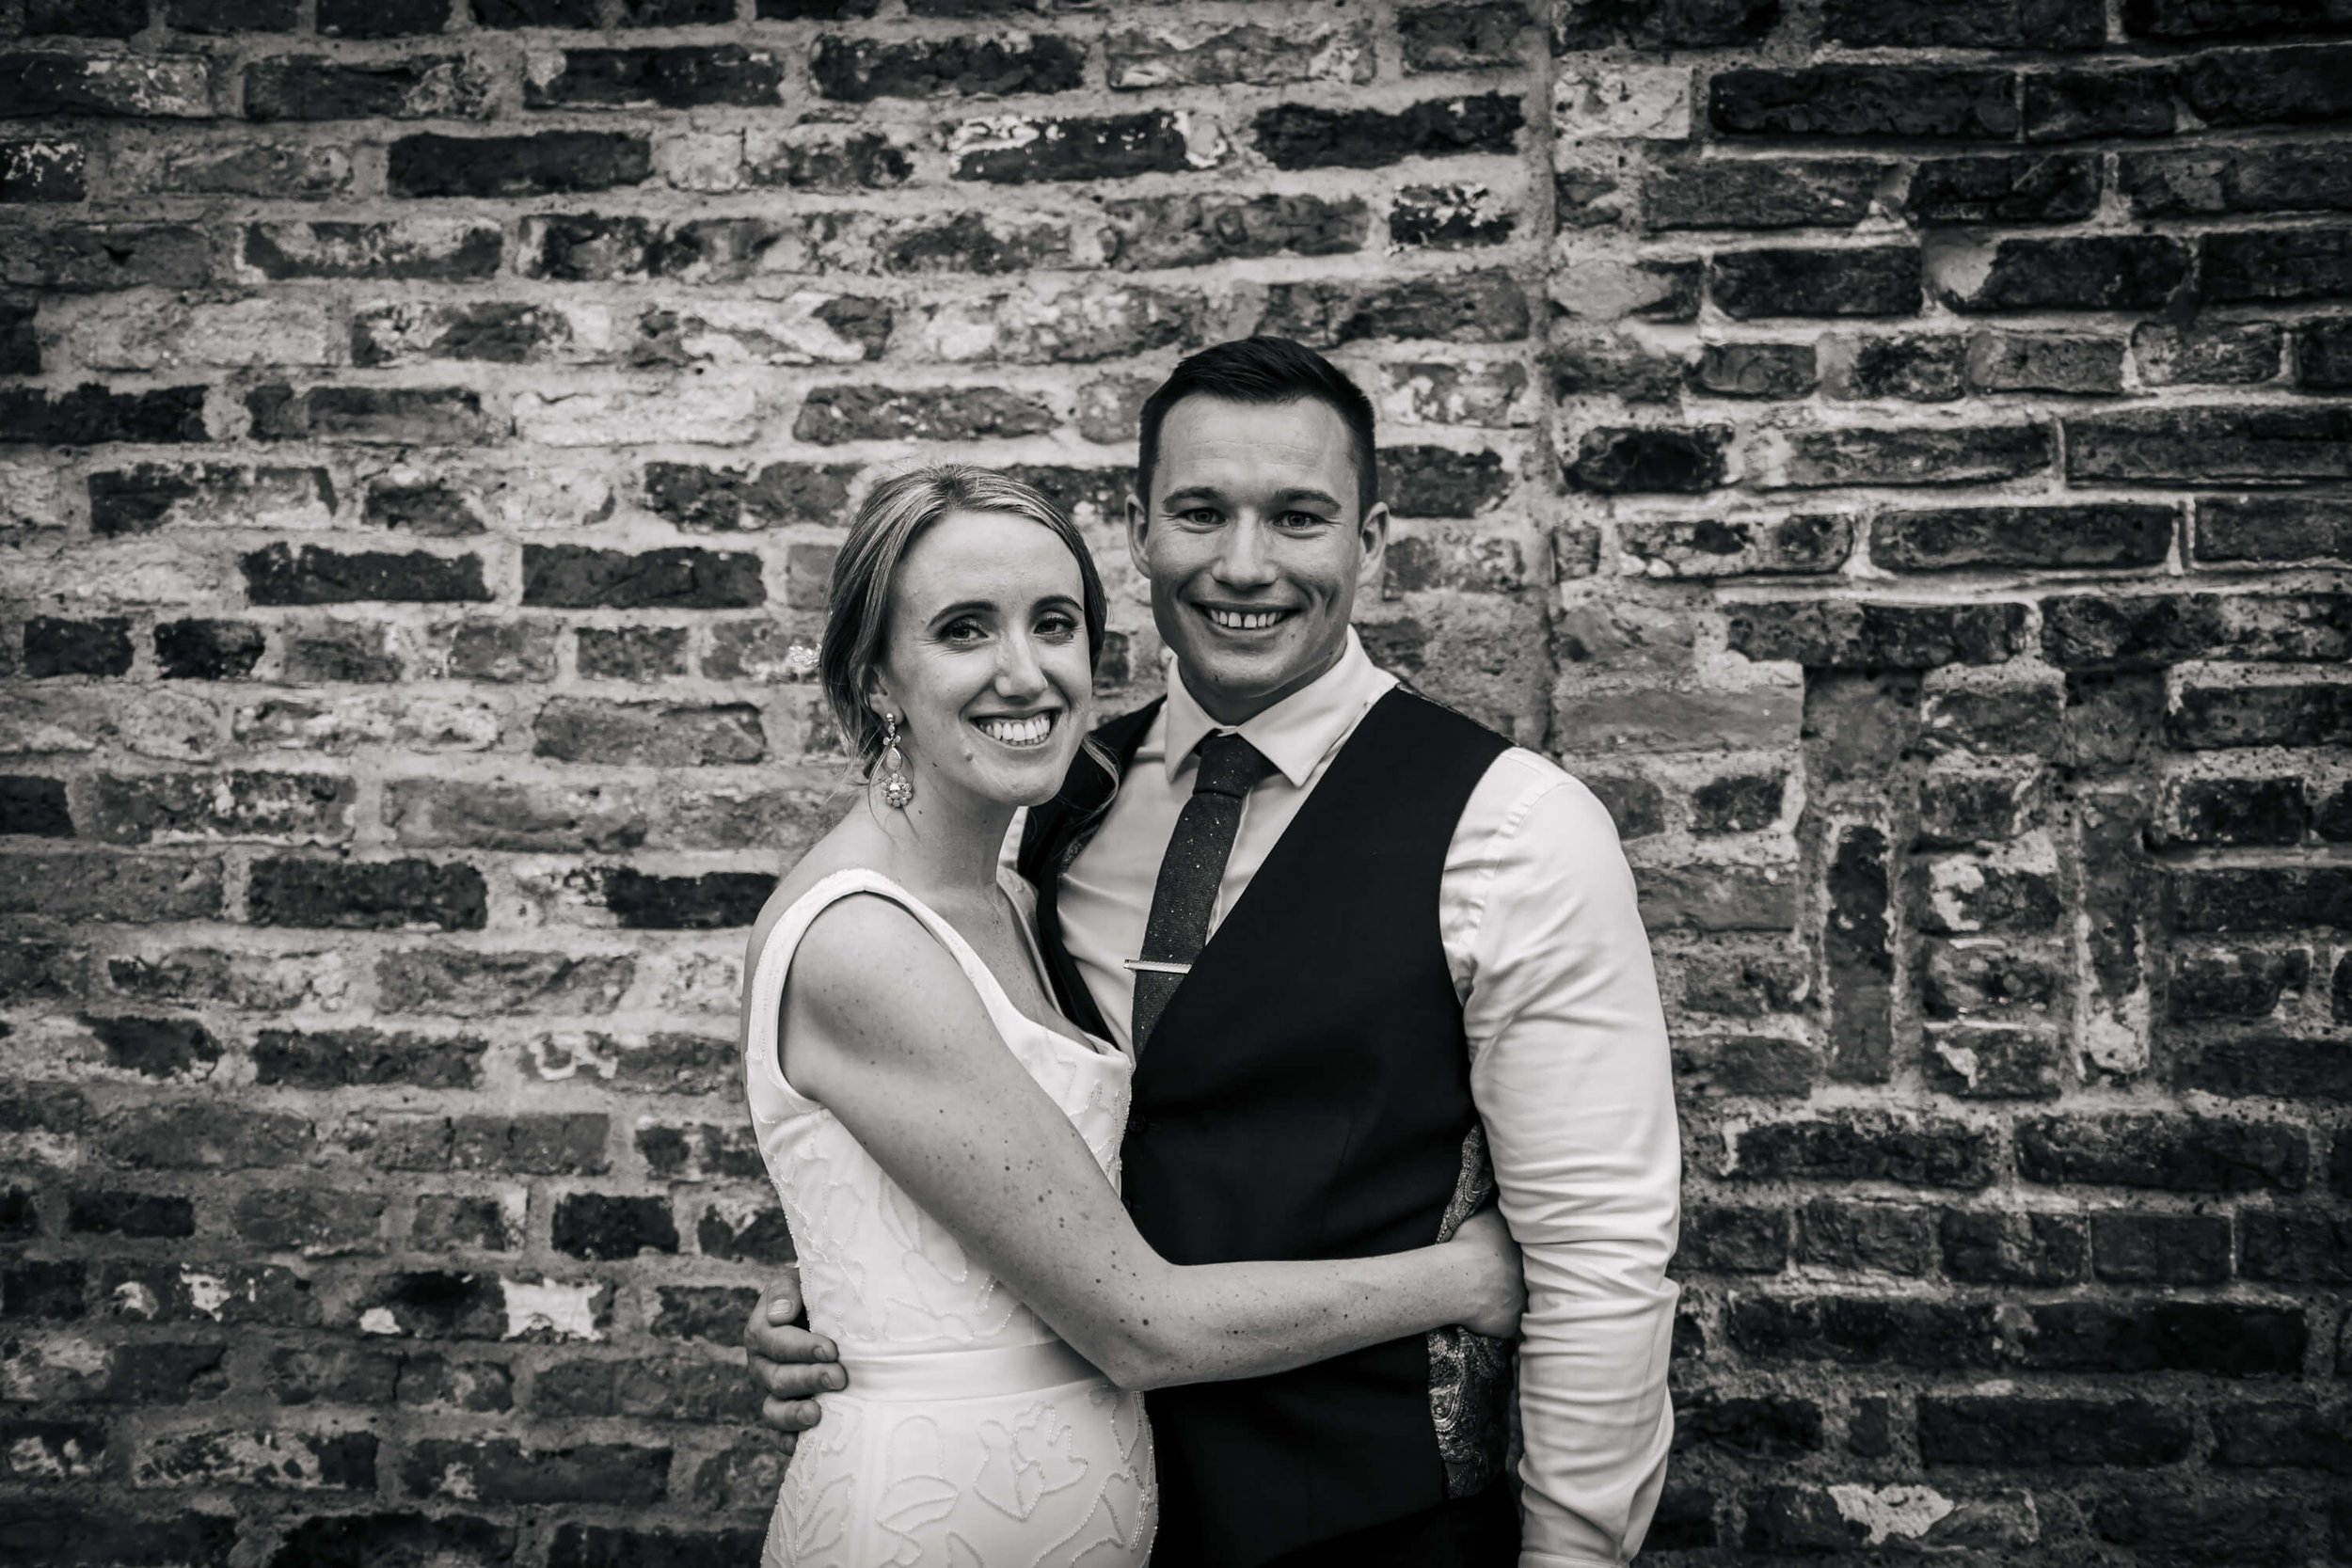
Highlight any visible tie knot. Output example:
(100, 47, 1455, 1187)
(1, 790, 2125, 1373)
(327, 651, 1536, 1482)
(1192, 731, 1275, 800)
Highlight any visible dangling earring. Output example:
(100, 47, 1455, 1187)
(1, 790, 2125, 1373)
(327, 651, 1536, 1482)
(880, 713, 914, 810)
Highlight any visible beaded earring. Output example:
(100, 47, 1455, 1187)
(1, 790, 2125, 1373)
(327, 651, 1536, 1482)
(880, 712, 914, 810)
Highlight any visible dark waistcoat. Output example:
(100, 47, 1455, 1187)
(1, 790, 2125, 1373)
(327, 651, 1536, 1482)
(1018, 686, 1514, 1567)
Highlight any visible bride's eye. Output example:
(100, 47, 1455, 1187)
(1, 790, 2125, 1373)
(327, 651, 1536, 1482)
(1036, 612, 1079, 641)
(940, 618, 988, 644)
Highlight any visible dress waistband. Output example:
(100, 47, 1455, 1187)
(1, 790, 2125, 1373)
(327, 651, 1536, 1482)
(835, 1339, 1105, 1402)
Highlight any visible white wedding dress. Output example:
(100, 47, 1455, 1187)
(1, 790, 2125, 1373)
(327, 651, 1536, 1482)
(743, 866, 1157, 1568)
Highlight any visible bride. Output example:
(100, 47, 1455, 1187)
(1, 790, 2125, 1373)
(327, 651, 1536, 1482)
(739, 466, 1521, 1566)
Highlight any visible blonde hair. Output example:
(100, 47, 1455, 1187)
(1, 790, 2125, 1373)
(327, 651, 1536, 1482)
(820, 464, 1110, 778)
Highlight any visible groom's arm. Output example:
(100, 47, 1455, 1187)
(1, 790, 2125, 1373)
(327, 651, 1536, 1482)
(1452, 762, 1680, 1567)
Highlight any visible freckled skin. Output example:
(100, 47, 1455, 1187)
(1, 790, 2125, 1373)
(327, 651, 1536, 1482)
(1127, 395, 1389, 728)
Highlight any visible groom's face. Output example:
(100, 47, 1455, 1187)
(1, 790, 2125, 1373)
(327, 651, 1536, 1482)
(1126, 394, 1388, 726)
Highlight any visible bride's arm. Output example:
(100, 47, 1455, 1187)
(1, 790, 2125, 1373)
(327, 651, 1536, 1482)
(781, 895, 1519, 1394)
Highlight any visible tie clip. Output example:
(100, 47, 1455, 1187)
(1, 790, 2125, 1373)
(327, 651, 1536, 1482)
(1123, 958, 1192, 975)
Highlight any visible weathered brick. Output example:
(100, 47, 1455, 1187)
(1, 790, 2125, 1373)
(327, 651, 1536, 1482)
(400, 1439, 667, 1505)
(1876, 504, 2173, 572)
(246, 55, 496, 120)
(1711, 245, 1918, 320)
(0, 53, 215, 118)
(91, 770, 354, 846)
(952, 111, 1214, 183)
(1, 140, 87, 203)
(1821, 334, 1965, 402)
(2171, 680, 2352, 749)
(27, 0, 148, 34)
(1557, 0, 1781, 48)
(2023, 66, 2177, 141)
(24, 615, 133, 678)
(267, 1514, 512, 1568)
(389, 133, 650, 199)
(2133, 320, 2283, 385)
(601, 868, 775, 929)
(1967, 329, 2126, 394)
(1918, 1395, 2192, 1466)
(2203, 224, 2352, 302)
(1711, 67, 2019, 139)
(1720, 1112, 1995, 1188)
(248, 856, 487, 931)
(1753, 423, 2050, 488)
(2026, 1299, 2308, 1375)
(244, 219, 501, 280)
(1, 775, 73, 836)
(2154, 776, 2309, 848)
(1565, 426, 1730, 494)
(254, 1027, 483, 1089)
(1262, 271, 1529, 347)
(248, 385, 508, 446)
(1256, 96, 1522, 173)
(530, 45, 787, 109)
(552, 1193, 677, 1259)
(2093, 1211, 2233, 1283)
(1906, 153, 2100, 224)
(2071, 404, 2352, 484)
(1730, 600, 2024, 669)
(320, 0, 449, 33)
(521, 546, 762, 610)
(167, 0, 296, 30)
(2179, 42, 2352, 129)
(241, 544, 487, 607)
(1729, 1292, 2001, 1366)
(812, 34, 1080, 101)
(532, 700, 765, 768)
(2198, 496, 2352, 565)
(2125, 0, 2352, 36)
(2123, 140, 2352, 218)
(1828, 0, 2103, 44)
(0, 851, 223, 922)
(0, 383, 207, 444)
(2042, 591, 2352, 669)
(1110, 18, 1374, 88)
(2019, 1111, 2309, 1190)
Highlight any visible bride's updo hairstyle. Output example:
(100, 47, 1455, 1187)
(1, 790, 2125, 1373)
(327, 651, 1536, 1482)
(820, 464, 1109, 779)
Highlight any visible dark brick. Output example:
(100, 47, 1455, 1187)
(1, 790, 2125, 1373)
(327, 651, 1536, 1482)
(1876, 504, 2173, 572)
(794, 385, 1055, 443)
(254, 1028, 483, 1089)
(246, 55, 493, 120)
(2171, 680, 2352, 749)
(68, 1189, 195, 1237)
(529, 46, 787, 110)
(2, 1259, 85, 1320)
(602, 868, 775, 930)
(1904, 153, 2099, 223)
(532, 701, 764, 768)
(1827, 0, 2104, 45)
(242, 544, 487, 606)
(155, 619, 264, 680)
(1724, 1113, 1994, 1188)
(1939, 1208, 2088, 1284)
(1711, 245, 1918, 320)
(1680, 1205, 1789, 1275)
(1821, 824, 1893, 1082)
(651, 1284, 760, 1345)
(353, 301, 588, 367)
(24, 615, 132, 677)
(548, 1526, 767, 1568)
(1710, 67, 2019, 139)
(248, 857, 487, 931)
(1556, 0, 1782, 48)
(0, 1506, 235, 1566)
(1104, 193, 1366, 271)
(578, 626, 688, 681)
(522, 546, 763, 610)
(2302, 318, 2352, 386)
(1391, 182, 1515, 250)
(695, 1203, 795, 1263)
(2067, 406, 2352, 483)
(2180, 42, 2352, 129)
(1674, 1032, 1819, 1096)
(320, 0, 450, 33)
(2026, 1299, 2308, 1375)
(2092, 1212, 2233, 1283)
(1255, 95, 1521, 172)
(84, 1013, 222, 1077)
(2204, 225, 2352, 302)
(2169, 946, 2311, 1020)
(2174, 1034, 2352, 1100)
(811, 34, 1080, 101)
(1584, 777, 1666, 841)
(2023, 67, 2177, 141)
(1729, 600, 2024, 669)
(0, 384, 206, 444)
(1920, 939, 2062, 1017)
(267, 1513, 515, 1568)
(2154, 777, 2308, 847)
(2240, 1210, 2352, 1283)
(1729, 1293, 2002, 1368)
(954, 112, 1201, 183)
(1646, 158, 1884, 231)
(27, 0, 148, 33)
(0, 55, 213, 119)
(1919, 1396, 2194, 1465)
(1260, 271, 1529, 347)
(552, 1194, 677, 1259)
(2018, 1112, 2309, 1191)
(617, 0, 729, 22)
(1400, 3, 1527, 69)
(2123, 141, 2352, 218)
(1384, 446, 1508, 518)
(389, 133, 650, 199)
(1674, 1391, 1821, 1461)
(642, 461, 857, 532)
(2042, 592, 2352, 669)
(2127, 0, 2352, 37)
(1565, 426, 1730, 494)
(1792, 1200, 1933, 1275)
(168, 0, 295, 29)
(2211, 1401, 2352, 1475)
(1933, 234, 2190, 312)
(0, 301, 35, 373)
(400, 1438, 667, 1506)
(0, 777, 72, 837)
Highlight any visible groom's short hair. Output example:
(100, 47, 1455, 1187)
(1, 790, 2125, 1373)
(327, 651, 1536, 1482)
(1136, 337, 1378, 515)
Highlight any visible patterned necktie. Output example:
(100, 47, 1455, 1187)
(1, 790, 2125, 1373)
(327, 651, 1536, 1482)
(1130, 731, 1279, 1052)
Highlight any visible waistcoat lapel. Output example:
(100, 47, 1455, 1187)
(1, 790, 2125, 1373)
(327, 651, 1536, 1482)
(1020, 698, 1161, 1042)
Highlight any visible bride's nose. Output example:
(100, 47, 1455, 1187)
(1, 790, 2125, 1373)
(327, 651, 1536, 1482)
(993, 629, 1048, 697)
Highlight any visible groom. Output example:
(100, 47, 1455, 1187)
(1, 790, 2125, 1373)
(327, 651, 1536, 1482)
(746, 338, 1680, 1567)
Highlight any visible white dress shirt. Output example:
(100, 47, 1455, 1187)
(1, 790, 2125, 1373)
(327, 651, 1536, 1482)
(1047, 628, 1682, 1567)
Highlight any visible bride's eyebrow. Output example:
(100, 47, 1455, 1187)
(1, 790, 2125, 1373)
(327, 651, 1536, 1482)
(923, 598, 999, 626)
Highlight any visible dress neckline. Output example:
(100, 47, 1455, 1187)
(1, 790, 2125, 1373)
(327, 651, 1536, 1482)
(796, 866, 1120, 1062)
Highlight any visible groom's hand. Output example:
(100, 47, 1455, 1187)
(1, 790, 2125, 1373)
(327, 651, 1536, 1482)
(743, 1269, 846, 1447)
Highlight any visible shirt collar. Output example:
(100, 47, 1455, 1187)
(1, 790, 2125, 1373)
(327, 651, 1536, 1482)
(1157, 627, 1391, 789)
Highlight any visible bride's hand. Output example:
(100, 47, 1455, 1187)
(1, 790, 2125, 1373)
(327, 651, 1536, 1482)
(1447, 1204, 1525, 1340)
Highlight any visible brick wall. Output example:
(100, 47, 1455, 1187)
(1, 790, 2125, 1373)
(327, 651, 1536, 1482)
(2, 0, 2348, 1560)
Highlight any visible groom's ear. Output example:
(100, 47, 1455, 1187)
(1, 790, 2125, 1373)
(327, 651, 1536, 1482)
(1354, 499, 1391, 594)
(1124, 488, 1151, 578)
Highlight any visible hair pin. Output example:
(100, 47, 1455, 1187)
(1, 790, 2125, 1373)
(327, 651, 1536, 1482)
(784, 642, 819, 676)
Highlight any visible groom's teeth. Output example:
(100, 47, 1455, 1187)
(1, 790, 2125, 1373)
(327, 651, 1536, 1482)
(1207, 609, 1284, 630)
(976, 715, 1053, 747)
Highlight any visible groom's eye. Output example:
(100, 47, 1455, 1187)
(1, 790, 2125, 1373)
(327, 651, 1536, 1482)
(1175, 507, 1222, 527)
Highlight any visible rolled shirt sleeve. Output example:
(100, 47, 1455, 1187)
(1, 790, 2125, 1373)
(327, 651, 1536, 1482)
(1445, 757, 1681, 1566)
